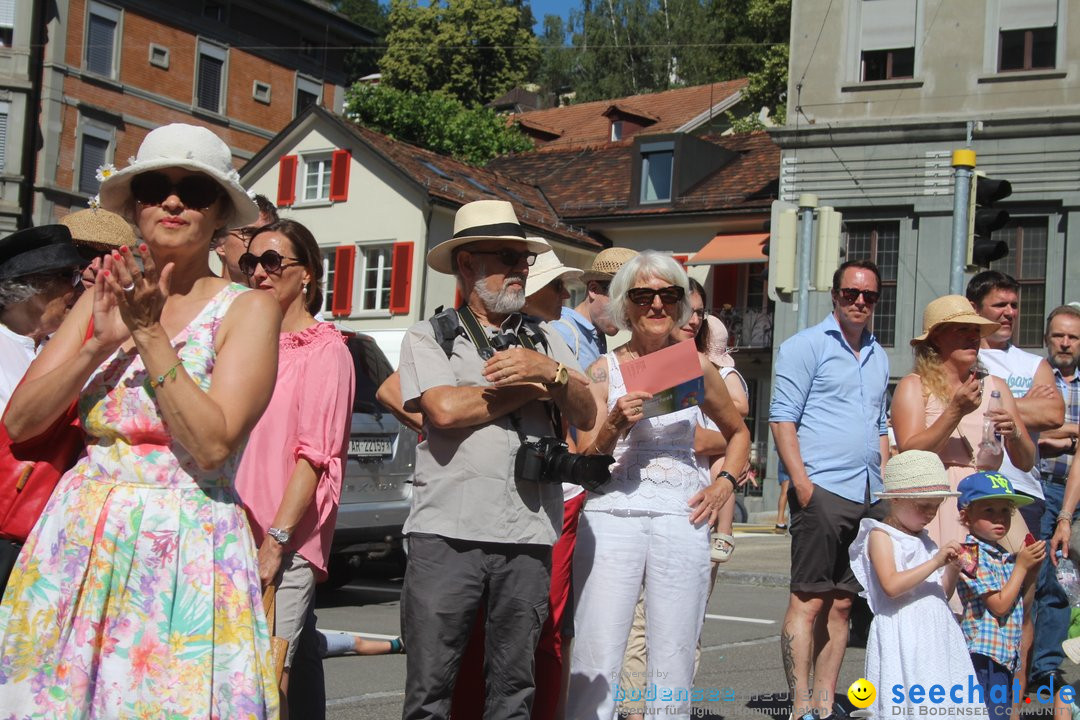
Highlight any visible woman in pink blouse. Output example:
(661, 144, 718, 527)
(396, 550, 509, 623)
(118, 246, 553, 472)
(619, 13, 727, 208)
(234, 218, 355, 702)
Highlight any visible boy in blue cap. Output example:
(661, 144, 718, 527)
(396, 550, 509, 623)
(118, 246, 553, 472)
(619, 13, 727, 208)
(956, 471, 1046, 719)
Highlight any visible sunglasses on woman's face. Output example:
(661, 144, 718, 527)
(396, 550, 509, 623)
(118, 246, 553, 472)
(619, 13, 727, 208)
(130, 172, 223, 210)
(837, 287, 880, 305)
(238, 250, 302, 277)
(626, 285, 685, 307)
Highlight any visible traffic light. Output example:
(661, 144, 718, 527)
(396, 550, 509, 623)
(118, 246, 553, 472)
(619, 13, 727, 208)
(813, 207, 843, 290)
(767, 200, 797, 300)
(967, 173, 1011, 268)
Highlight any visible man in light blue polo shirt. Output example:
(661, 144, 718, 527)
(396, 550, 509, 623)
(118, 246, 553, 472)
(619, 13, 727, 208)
(769, 259, 890, 720)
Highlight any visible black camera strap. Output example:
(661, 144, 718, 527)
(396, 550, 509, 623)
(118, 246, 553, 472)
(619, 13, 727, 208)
(455, 306, 562, 442)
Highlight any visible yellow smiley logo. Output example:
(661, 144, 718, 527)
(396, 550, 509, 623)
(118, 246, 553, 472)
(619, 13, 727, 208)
(847, 678, 876, 708)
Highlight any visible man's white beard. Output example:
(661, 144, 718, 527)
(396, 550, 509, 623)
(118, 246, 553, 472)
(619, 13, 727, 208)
(474, 268, 526, 315)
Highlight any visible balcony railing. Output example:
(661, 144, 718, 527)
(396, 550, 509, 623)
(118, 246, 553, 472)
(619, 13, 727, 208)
(710, 305, 773, 350)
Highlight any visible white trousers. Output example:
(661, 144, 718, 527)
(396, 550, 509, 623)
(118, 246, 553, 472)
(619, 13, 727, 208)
(567, 509, 711, 720)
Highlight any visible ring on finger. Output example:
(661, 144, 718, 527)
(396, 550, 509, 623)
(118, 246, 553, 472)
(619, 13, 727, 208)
(122, 281, 136, 292)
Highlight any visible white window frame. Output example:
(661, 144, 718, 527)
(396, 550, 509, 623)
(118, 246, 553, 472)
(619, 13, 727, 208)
(358, 244, 394, 312)
(252, 80, 272, 104)
(85, 1, 122, 79)
(148, 43, 169, 69)
(76, 121, 114, 195)
(610, 120, 624, 141)
(194, 39, 228, 115)
(301, 153, 332, 203)
(321, 249, 337, 317)
(982, 0, 1065, 75)
(295, 74, 322, 117)
(845, 0, 925, 83)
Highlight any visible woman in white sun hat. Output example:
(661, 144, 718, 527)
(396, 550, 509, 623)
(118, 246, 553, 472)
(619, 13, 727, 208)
(0, 123, 281, 717)
(848, 449, 980, 718)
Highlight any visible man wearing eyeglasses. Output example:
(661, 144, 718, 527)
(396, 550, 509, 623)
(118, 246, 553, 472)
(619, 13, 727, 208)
(0, 225, 85, 417)
(769, 259, 891, 720)
(967, 270, 1065, 699)
(397, 201, 596, 720)
(212, 193, 278, 283)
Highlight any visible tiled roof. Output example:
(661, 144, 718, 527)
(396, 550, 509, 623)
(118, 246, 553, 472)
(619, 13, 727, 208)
(512, 80, 748, 149)
(332, 114, 600, 248)
(487, 131, 779, 219)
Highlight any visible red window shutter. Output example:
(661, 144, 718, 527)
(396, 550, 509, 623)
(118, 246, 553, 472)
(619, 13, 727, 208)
(277, 155, 298, 207)
(388, 241, 414, 315)
(331, 245, 355, 316)
(673, 254, 689, 269)
(329, 149, 351, 202)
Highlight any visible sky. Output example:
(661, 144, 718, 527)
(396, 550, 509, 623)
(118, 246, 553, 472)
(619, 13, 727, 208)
(528, 0, 577, 30)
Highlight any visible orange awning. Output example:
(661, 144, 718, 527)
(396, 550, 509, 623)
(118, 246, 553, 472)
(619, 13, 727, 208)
(686, 232, 768, 266)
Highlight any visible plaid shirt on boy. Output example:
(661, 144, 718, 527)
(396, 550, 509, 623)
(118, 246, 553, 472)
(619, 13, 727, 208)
(1039, 368, 1080, 482)
(957, 534, 1023, 672)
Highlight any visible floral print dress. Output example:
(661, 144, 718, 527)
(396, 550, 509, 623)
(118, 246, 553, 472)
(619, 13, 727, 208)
(0, 284, 279, 719)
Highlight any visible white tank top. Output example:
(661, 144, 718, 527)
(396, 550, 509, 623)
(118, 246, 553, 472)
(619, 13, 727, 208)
(979, 345, 1045, 499)
(585, 352, 710, 515)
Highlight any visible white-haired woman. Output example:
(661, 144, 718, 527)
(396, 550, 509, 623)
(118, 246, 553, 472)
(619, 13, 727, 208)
(0, 124, 281, 717)
(567, 251, 750, 719)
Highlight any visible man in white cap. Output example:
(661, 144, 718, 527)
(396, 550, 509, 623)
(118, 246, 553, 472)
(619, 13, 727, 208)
(550, 247, 638, 371)
(397, 200, 596, 720)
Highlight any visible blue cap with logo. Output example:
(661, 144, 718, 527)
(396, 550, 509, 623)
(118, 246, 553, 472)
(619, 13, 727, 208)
(957, 470, 1034, 509)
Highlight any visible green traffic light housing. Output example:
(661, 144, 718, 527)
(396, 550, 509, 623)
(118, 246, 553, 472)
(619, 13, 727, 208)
(966, 174, 1012, 268)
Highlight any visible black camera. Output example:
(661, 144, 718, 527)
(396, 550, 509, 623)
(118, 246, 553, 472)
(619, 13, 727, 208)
(515, 437, 614, 493)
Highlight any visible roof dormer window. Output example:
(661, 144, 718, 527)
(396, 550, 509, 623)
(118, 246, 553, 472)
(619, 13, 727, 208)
(611, 120, 624, 141)
(640, 141, 674, 204)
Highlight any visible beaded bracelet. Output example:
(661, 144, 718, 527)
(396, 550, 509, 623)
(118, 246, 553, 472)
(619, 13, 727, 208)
(148, 360, 184, 389)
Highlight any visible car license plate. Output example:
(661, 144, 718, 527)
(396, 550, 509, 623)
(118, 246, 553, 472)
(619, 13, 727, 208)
(349, 437, 392, 457)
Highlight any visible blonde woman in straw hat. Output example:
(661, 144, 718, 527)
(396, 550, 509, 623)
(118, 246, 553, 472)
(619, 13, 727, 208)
(0, 123, 281, 717)
(892, 295, 1035, 560)
(847, 449, 981, 717)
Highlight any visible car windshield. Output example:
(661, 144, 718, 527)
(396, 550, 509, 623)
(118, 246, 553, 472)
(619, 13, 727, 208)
(346, 335, 394, 415)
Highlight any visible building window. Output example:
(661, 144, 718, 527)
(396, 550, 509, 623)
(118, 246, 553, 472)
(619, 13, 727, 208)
(85, 1, 121, 78)
(844, 221, 899, 347)
(611, 120, 623, 141)
(989, 217, 1048, 348)
(999, 27, 1056, 72)
(322, 249, 337, 314)
(0, 102, 8, 172)
(861, 47, 915, 80)
(77, 126, 112, 195)
(0, 0, 14, 48)
(857, 0, 917, 82)
(303, 155, 332, 202)
(295, 75, 322, 117)
(195, 40, 227, 113)
(360, 246, 393, 311)
(640, 141, 674, 204)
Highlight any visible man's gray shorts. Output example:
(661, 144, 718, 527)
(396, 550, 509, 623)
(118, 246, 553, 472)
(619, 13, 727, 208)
(400, 533, 552, 720)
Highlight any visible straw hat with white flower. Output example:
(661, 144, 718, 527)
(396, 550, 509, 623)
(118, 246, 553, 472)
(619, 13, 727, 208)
(875, 449, 958, 499)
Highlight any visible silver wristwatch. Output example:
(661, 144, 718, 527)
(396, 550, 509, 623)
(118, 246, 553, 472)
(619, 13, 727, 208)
(267, 527, 291, 546)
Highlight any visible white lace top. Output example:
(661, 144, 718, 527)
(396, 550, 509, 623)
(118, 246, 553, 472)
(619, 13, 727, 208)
(585, 351, 710, 515)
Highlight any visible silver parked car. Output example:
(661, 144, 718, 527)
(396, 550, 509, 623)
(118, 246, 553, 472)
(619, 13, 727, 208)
(326, 332, 416, 587)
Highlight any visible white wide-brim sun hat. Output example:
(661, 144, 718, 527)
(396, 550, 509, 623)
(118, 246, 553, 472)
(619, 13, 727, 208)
(875, 449, 959, 499)
(524, 244, 583, 297)
(98, 123, 259, 230)
(426, 200, 550, 275)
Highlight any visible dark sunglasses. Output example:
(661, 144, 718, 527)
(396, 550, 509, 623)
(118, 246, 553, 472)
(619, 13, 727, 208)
(837, 287, 880, 305)
(32, 268, 82, 288)
(627, 285, 685, 307)
(238, 250, 302, 276)
(130, 171, 223, 210)
(467, 249, 538, 267)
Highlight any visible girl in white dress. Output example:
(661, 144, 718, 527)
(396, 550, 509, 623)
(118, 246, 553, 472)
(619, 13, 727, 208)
(848, 450, 982, 717)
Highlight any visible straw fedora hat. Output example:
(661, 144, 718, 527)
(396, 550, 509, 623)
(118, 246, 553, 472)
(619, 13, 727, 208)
(875, 449, 958, 499)
(524, 245, 582, 297)
(98, 123, 259, 229)
(426, 200, 550, 275)
(61, 209, 137, 255)
(910, 294, 1000, 346)
(581, 247, 639, 283)
(704, 315, 735, 369)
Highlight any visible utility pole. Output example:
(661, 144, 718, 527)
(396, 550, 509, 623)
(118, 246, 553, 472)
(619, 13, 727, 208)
(950, 149, 976, 295)
(796, 193, 817, 331)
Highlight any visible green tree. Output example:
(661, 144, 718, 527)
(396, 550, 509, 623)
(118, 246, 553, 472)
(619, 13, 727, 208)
(336, 0, 391, 80)
(346, 83, 534, 165)
(379, 0, 541, 107)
